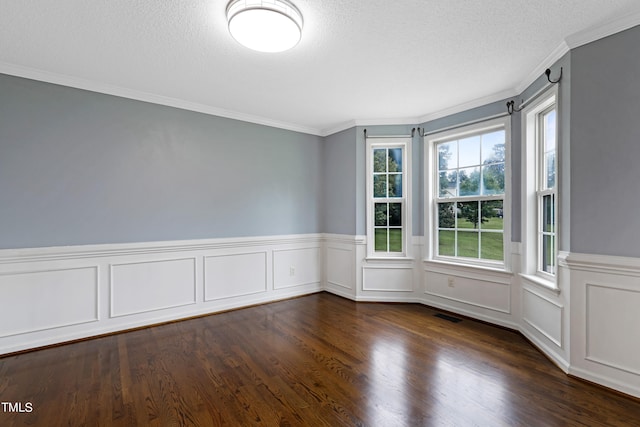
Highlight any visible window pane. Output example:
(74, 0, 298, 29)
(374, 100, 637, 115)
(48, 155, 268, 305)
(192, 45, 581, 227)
(542, 234, 555, 274)
(388, 148, 403, 172)
(389, 203, 402, 226)
(542, 194, 554, 233)
(374, 203, 387, 226)
(481, 131, 506, 164)
(459, 167, 480, 196)
(481, 200, 503, 230)
(374, 149, 386, 172)
(439, 170, 457, 198)
(482, 163, 505, 195)
(438, 203, 456, 228)
(438, 141, 457, 171)
(438, 230, 455, 256)
(432, 123, 507, 265)
(481, 232, 504, 260)
(388, 174, 403, 197)
(458, 135, 481, 167)
(389, 228, 402, 252)
(546, 151, 556, 189)
(544, 110, 556, 152)
(457, 201, 479, 229)
(373, 175, 387, 197)
(457, 231, 479, 258)
(375, 228, 388, 252)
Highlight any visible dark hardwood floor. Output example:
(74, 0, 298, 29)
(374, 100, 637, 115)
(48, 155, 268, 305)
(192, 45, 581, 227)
(1, 292, 639, 426)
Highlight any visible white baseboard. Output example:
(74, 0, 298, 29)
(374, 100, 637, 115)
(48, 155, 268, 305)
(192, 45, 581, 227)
(569, 365, 640, 400)
(519, 326, 570, 373)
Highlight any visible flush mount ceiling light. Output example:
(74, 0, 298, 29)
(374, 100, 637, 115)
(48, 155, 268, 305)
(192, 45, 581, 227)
(226, 0, 303, 53)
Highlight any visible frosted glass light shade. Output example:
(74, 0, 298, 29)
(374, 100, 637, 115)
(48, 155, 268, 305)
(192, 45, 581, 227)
(226, 0, 303, 53)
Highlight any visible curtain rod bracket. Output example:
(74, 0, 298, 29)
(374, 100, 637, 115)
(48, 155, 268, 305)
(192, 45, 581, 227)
(506, 100, 524, 115)
(507, 67, 562, 114)
(545, 67, 563, 84)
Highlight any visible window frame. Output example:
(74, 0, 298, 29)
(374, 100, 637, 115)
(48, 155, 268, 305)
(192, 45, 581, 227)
(522, 88, 558, 287)
(365, 137, 412, 259)
(425, 116, 511, 270)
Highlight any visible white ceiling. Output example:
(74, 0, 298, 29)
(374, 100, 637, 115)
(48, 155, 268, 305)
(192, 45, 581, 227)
(1, 0, 639, 136)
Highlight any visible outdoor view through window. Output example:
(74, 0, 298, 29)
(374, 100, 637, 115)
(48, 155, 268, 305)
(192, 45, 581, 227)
(436, 129, 506, 262)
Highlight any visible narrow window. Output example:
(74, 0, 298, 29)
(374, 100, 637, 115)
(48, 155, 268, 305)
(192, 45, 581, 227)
(522, 88, 558, 286)
(537, 105, 557, 275)
(366, 138, 411, 258)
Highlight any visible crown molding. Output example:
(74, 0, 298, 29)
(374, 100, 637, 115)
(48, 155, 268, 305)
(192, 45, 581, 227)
(2, 12, 639, 139)
(320, 120, 358, 136)
(320, 117, 421, 137)
(0, 62, 324, 137)
(416, 88, 516, 125)
(566, 10, 640, 49)
(514, 41, 570, 95)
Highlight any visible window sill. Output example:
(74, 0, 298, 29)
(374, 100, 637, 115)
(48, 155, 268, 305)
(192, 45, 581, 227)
(424, 257, 510, 274)
(423, 258, 513, 283)
(520, 273, 560, 294)
(365, 256, 415, 263)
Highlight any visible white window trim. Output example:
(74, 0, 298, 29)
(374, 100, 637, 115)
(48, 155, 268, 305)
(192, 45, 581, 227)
(424, 116, 512, 271)
(521, 87, 558, 289)
(365, 137, 412, 259)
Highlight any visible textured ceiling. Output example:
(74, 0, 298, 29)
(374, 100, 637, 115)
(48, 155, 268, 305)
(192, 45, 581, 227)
(1, 0, 639, 135)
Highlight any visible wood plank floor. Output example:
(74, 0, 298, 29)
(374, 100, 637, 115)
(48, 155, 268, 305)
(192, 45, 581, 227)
(1, 292, 639, 426)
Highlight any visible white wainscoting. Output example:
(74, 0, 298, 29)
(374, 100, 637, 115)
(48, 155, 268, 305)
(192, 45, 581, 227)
(522, 286, 563, 347)
(323, 234, 363, 299)
(0, 266, 99, 337)
(566, 252, 640, 398)
(0, 234, 322, 355)
(204, 252, 267, 301)
(326, 247, 353, 289)
(362, 264, 414, 292)
(273, 247, 321, 290)
(110, 257, 197, 318)
(517, 252, 570, 373)
(586, 283, 640, 375)
(422, 260, 516, 329)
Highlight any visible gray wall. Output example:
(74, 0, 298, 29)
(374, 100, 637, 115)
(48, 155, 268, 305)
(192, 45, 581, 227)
(322, 127, 357, 235)
(4, 25, 638, 254)
(516, 53, 571, 251)
(0, 74, 323, 249)
(570, 25, 640, 257)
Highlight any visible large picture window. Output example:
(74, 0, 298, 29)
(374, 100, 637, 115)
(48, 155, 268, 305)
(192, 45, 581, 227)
(366, 137, 411, 258)
(427, 117, 510, 268)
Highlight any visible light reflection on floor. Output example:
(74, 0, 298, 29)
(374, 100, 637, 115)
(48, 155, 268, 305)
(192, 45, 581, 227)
(364, 334, 514, 425)
(429, 349, 512, 425)
(365, 336, 410, 425)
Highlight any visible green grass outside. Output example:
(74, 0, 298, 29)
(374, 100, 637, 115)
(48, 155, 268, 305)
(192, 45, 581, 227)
(457, 216, 503, 230)
(438, 230, 503, 261)
(375, 227, 504, 260)
(375, 228, 403, 252)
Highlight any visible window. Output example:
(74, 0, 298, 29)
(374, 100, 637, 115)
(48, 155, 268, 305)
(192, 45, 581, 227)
(523, 89, 558, 283)
(426, 117, 510, 268)
(366, 138, 411, 258)
(538, 105, 557, 275)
